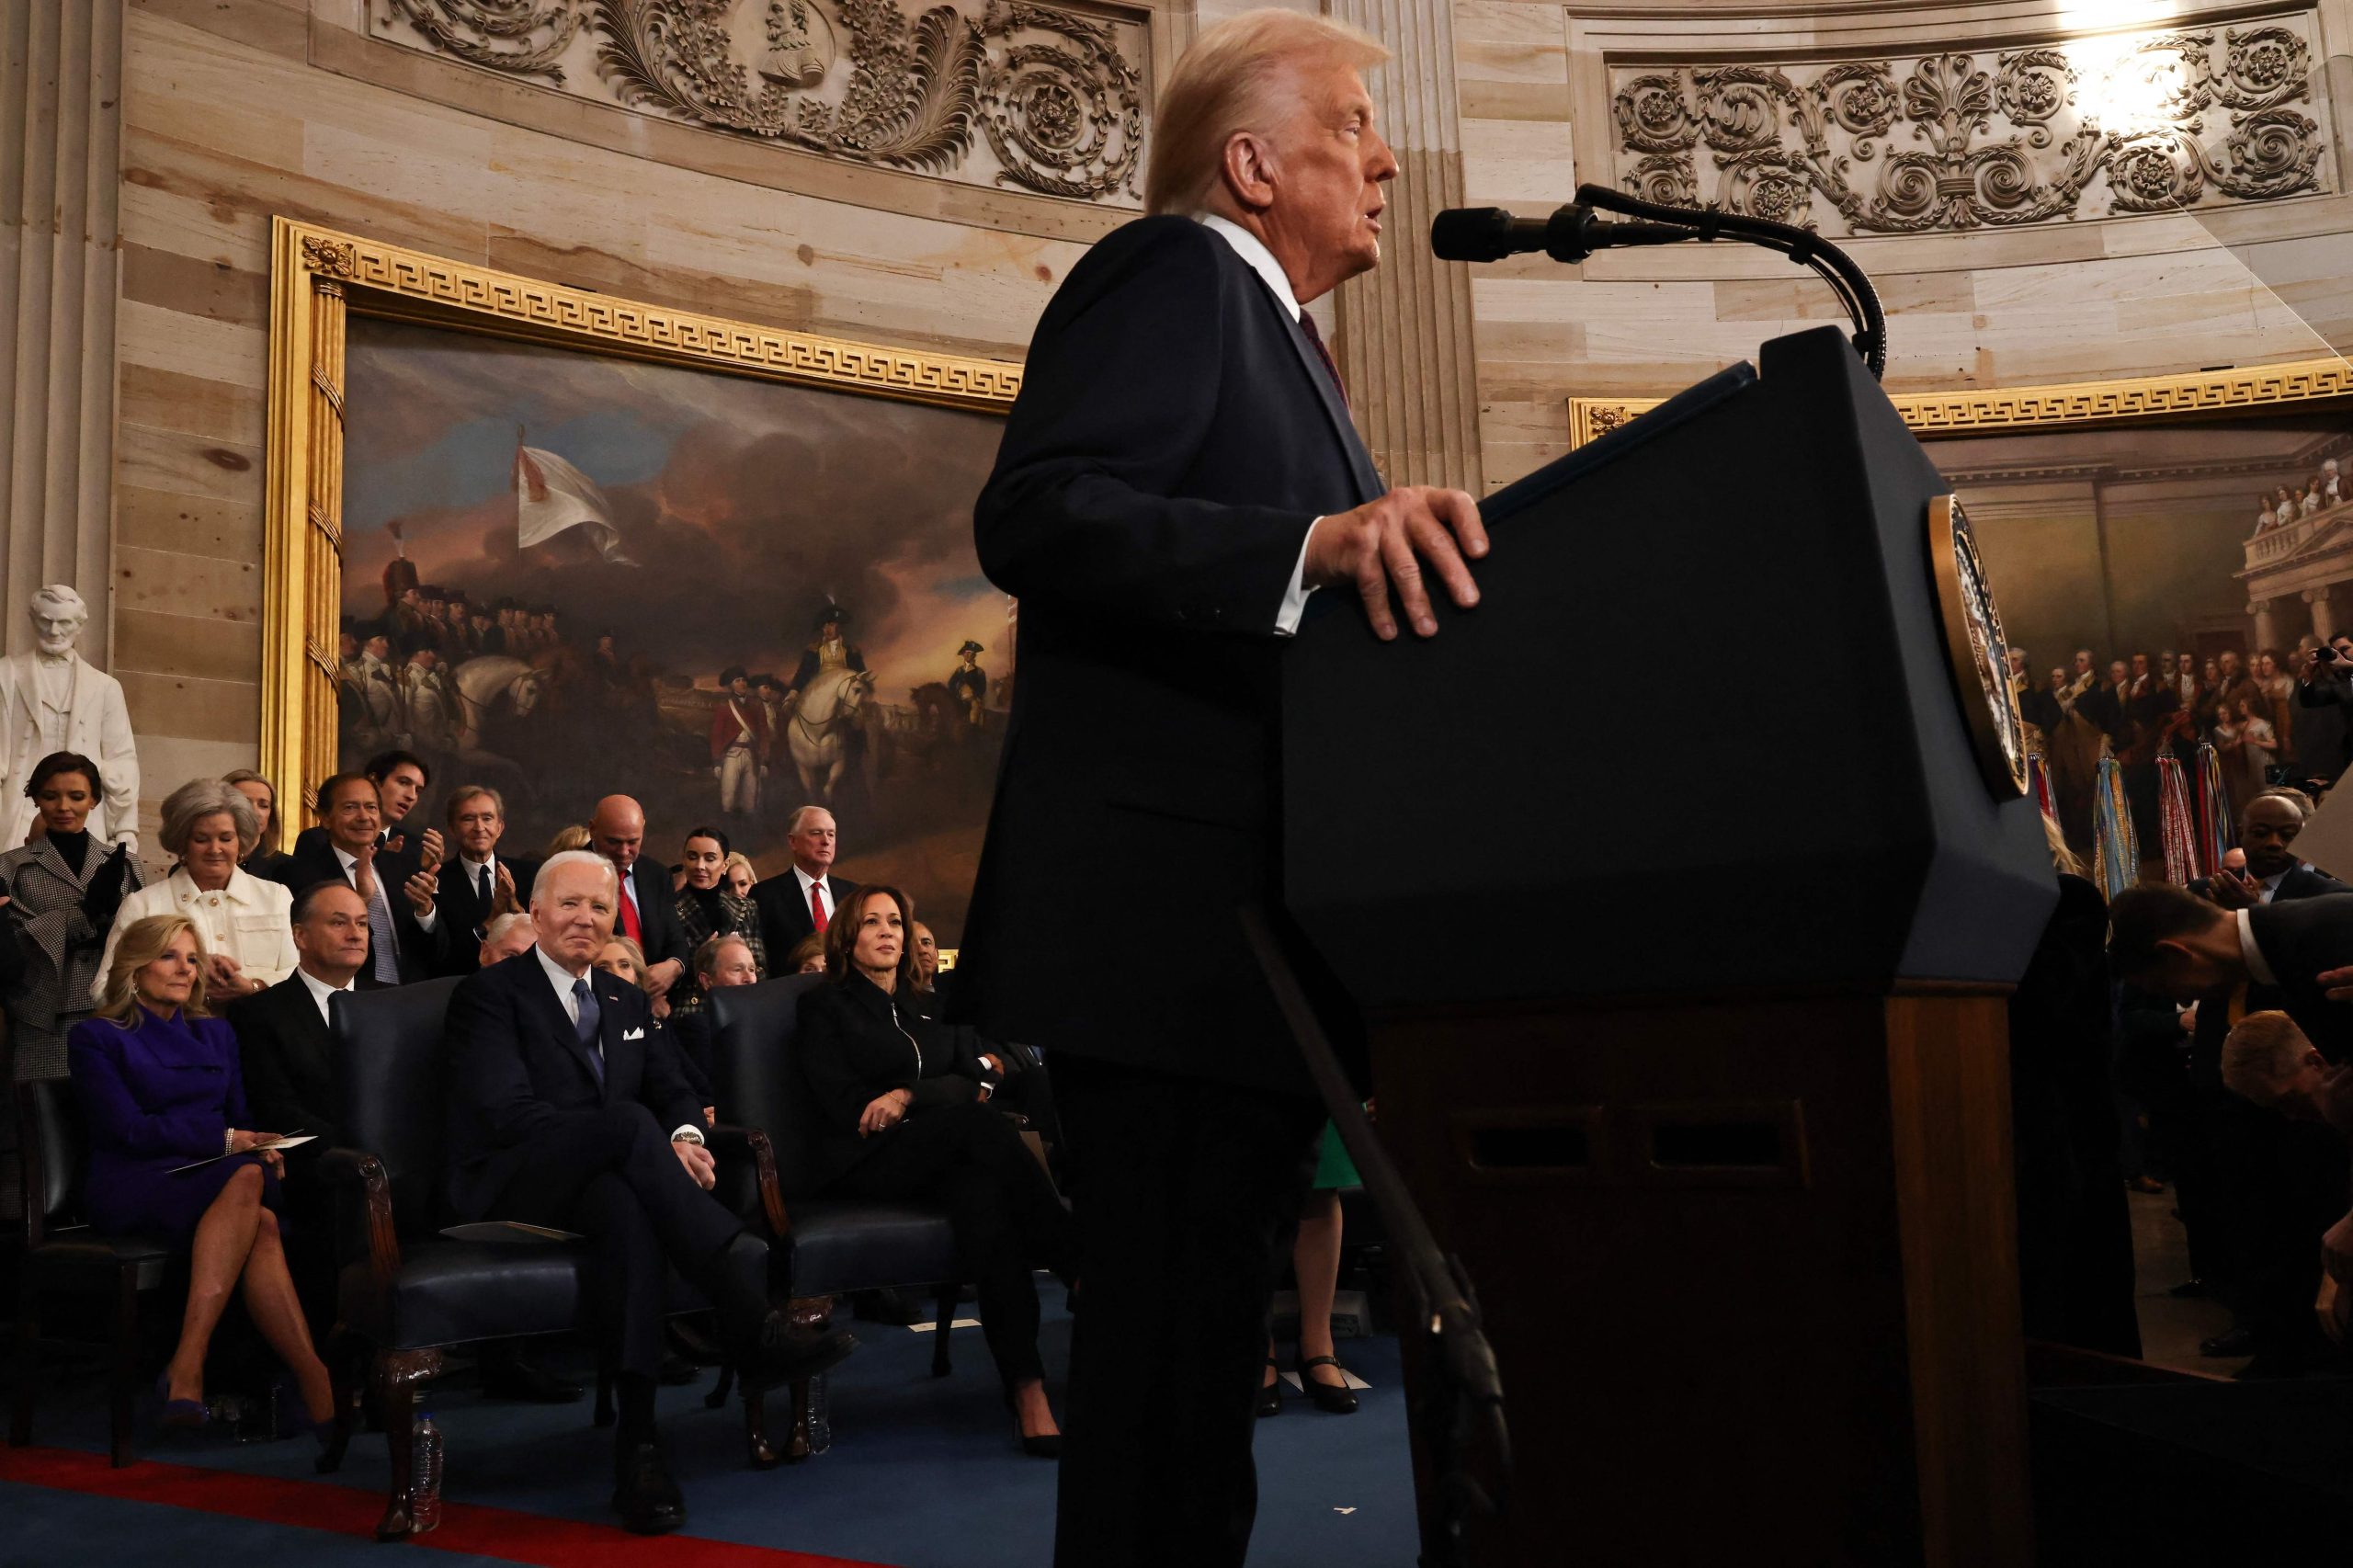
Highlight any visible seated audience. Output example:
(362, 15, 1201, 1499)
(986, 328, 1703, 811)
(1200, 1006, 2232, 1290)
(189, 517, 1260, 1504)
(287, 771, 451, 984)
(671, 826, 766, 1016)
(290, 749, 442, 869)
(69, 914, 335, 1437)
(783, 933, 826, 975)
(222, 768, 299, 887)
(796, 885, 1072, 1456)
(439, 850, 852, 1533)
(722, 851, 757, 901)
(1, 751, 142, 1080)
(97, 778, 297, 1004)
(437, 785, 539, 973)
(665, 933, 760, 1123)
(753, 805, 853, 966)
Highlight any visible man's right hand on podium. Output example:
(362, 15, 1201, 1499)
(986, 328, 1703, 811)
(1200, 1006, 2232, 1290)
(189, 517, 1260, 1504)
(1305, 485, 1487, 641)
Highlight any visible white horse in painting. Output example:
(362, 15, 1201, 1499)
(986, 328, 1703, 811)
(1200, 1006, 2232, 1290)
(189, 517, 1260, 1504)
(787, 665, 874, 802)
(450, 655, 546, 752)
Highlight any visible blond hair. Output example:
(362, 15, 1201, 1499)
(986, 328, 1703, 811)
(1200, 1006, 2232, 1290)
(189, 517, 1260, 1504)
(2222, 1010, 2311, 1104)
(95, 914, 210, 1025)
(1144, 10, 1389, 216)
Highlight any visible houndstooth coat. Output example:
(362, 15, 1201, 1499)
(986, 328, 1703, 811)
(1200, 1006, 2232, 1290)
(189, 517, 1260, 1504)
(2, 835, 145, 1080)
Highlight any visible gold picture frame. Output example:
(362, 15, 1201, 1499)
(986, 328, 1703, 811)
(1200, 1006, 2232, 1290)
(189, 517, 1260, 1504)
(261, 217, 1024, 818)
(1567, 358, 2353, 449)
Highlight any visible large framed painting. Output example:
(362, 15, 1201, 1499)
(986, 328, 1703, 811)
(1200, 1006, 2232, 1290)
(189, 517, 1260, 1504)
(263, 220, 1021, 941)
(1572, 358, 2353, 865)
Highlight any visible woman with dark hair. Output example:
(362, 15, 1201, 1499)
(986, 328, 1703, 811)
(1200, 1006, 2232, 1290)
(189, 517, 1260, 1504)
(669, 825, 765, 1017)
(222, 769, 299, 886)
(70, 913, 335, 1434)
(795, 885, 1074, 1455)
(0, 751, 143, 1080)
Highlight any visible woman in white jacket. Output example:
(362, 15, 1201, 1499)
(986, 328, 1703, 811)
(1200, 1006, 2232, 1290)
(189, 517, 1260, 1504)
(94, 778, 295, 1002)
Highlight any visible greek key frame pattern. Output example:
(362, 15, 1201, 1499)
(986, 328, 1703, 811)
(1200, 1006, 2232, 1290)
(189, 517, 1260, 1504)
(1567, 357, 2353, 449)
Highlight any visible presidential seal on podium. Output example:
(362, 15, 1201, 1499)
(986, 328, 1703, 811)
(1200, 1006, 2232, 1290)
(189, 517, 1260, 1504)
(1928, 493, 2029, 798)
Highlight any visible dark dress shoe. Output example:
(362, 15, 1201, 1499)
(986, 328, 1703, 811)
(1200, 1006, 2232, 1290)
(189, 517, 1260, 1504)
(853, 1287, 931, 1326)
(1256, 1358, 1282, 1419)
(479, 1354, 585, 1403)
(1296, 1354, 1359, 1415)
(612, 1441, 687, 1536)
(2200, 1326, 2259, 1358)
(736, 1313, 857, 1392)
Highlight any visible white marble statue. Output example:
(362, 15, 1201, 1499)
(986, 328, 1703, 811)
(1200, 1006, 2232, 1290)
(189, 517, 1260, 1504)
(0, 585, 140, 852)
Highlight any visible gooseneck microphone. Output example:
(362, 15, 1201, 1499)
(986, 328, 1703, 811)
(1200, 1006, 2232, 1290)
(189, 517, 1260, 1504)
(1432, 185, 1887, 379)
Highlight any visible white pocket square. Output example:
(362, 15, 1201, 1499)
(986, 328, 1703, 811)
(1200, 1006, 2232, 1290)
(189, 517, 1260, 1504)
(622, 1027, 645, 1040)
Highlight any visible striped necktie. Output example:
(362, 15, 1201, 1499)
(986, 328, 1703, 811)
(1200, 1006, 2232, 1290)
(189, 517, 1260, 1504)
(361, 872, 400, 985)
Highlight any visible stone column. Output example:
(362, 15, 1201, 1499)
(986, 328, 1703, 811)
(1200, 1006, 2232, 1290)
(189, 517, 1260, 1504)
(2307, 587, 2335, 642)
(1327, 0, 1483, 494)
(2250, 598, 2279, 653)
(0, 0, 123, 664)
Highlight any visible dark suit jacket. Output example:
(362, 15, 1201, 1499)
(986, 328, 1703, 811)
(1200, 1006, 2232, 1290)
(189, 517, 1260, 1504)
(435, 853, 542, 972)
(750, 872, 857, 971)
(619, 858, 691, 972)
(440, 949, 704, 1221)
(795, 972, 984, 1190)
(227, 970, 388, 1151)
(2243, 893, 2353, 1062)
(284, 838, 452, 984)
(2188, 864, 2347, 905)
(952, 216, 1379, 1095)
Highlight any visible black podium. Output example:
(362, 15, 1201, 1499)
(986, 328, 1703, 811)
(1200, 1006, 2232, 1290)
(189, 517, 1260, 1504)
(1281, 326, 2059, 1566)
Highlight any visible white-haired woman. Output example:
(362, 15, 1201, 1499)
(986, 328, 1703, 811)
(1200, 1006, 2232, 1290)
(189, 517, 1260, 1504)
(95, 778, 297, 1003)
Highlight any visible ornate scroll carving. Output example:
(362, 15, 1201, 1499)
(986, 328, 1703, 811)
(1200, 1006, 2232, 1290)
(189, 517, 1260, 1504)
(375, 0, 1146, 204)
(1606, 14, 2331, 235)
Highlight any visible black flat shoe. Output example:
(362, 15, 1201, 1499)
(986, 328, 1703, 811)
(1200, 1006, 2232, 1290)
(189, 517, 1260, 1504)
(1256, 1358, 1282, 1418)
(612, 1440, 687, 1536)
(1296, 1354, 1359, 1415)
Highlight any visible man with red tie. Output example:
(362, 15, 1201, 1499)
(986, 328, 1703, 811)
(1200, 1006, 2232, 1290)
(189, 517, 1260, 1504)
(750, 804, 857, 969)
(590, 794, 690, 1000)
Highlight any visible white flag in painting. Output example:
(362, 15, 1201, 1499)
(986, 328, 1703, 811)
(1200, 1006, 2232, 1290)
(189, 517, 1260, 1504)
(515, 445, 635, 565)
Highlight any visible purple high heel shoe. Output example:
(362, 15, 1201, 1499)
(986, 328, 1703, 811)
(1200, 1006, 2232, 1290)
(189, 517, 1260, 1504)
(154, 1374, 208, 1430)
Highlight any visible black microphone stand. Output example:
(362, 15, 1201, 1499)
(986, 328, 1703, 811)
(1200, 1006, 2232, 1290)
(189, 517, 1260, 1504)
(1241, 907, 1511, 1568)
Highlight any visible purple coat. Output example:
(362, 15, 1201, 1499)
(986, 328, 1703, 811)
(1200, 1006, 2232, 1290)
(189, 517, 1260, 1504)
(68, 1006, 279, 1248)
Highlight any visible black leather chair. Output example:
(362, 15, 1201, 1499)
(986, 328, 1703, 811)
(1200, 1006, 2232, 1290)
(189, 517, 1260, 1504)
(707, 975, 961, 1459)
(8, 1078, 181, 1468)
(317, 977, 783, 1538)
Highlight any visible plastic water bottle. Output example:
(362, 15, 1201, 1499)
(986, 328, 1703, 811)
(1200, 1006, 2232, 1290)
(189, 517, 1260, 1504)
(805, 1372, 832, 1455)
(411, 1412, 444, 1532)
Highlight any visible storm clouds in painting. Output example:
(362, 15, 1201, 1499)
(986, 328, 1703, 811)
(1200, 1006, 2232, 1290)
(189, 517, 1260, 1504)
(337, 315, 1012, 940)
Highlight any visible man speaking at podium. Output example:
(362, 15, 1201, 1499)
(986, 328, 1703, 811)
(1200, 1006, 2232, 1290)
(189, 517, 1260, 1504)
(956, 10, 1488, 1566)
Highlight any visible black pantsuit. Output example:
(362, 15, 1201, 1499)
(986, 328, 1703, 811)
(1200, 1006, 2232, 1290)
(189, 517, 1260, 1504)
(1052, 1055, 1324, 1568)
(824, 1098, 1067, 1385)
(797, 974, 1070, 1390)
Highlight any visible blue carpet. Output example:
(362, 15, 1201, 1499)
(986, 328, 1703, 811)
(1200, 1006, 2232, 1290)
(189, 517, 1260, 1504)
(9, 1292, 1420, 1566)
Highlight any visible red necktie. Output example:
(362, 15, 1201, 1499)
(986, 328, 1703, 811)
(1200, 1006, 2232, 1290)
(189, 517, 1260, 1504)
(619, 873, 642, 944)
(811, 881, 828, 935)
(1298, 312, 1348, 409)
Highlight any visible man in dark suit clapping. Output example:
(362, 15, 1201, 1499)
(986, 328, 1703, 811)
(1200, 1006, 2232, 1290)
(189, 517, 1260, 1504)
(436, 784, 539, 973)
(951, 13, 1486, 1566)
(286, 772, 452, 984)
(440, 851, 852, 1532)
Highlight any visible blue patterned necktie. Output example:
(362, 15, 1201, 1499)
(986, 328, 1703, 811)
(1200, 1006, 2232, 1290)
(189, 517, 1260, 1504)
(360, 871, 399, 985)
(572, 977, 604, 1086)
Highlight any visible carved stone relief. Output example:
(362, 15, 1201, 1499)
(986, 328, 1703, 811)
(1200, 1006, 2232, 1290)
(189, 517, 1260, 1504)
(1608, 12, 2332, 235)
(377, 0, 1147, 205)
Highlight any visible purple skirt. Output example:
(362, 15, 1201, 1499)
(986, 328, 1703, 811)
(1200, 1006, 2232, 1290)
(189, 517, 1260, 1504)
(84, 1151, 282, 1252)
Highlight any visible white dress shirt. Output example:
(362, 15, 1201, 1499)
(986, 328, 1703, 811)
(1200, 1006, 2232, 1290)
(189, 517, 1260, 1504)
(93, 866, 298, 1000)
(295, 966, 356, 1028)
(793, 866, 835, 928)
(1198, 212, 1327, 639)
(534, 944, 703, 1143)
(2235, 909, 2279, 985)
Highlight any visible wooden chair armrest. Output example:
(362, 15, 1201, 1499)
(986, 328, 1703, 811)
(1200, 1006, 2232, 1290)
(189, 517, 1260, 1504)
(708, 1122, 790, 1240)
(317, 1146, 403, 1291)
